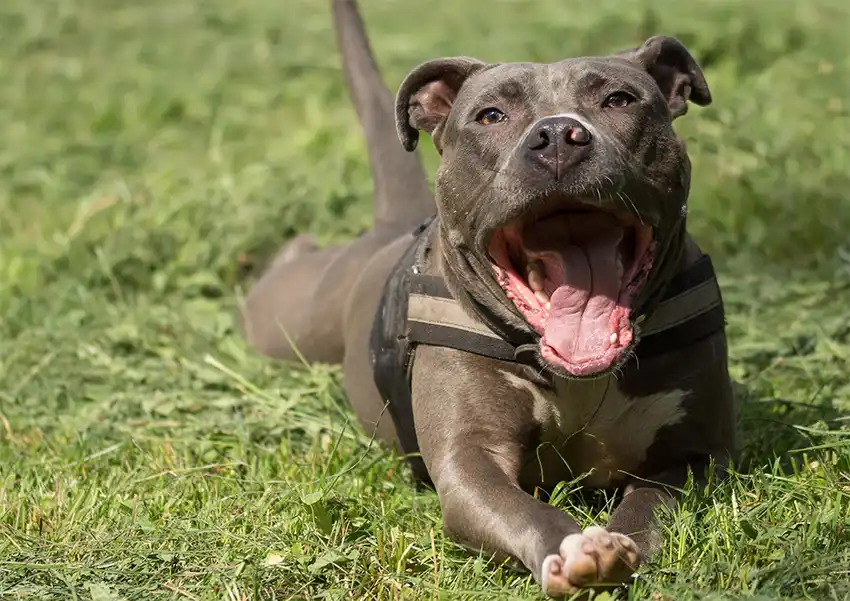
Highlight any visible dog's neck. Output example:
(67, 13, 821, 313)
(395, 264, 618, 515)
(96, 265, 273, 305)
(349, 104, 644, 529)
(435, 219, 538, 346)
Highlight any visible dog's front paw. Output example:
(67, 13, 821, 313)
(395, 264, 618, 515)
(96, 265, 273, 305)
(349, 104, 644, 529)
(541, 526, 640, 598)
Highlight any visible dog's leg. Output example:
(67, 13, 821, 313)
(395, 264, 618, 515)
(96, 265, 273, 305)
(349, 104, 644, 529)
(607, 459, 725, 562)
(412, 347, 641, 598)
(240, 238, 347, 363)
(436, 445, 643, 597)
(242, 227, 406, 364)
(241, 0, 434, 362)
(332, 0, 434, 228)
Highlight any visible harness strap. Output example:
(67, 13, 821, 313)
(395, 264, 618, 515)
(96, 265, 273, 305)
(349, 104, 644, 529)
(635, 256, 725, 358)
(368, 219, 435, 484)
(407, 274, 518, 362)
(406, 253, 725, 364)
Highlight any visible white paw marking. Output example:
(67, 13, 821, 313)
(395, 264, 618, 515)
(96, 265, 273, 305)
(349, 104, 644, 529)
(541, 526, 641, 597)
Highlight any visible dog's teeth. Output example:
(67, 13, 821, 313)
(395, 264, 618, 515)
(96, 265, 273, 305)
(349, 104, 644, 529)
(525, 261, 549, 304)
(529, 274, 544, 293)
(545, 301, 551, 311)
(526, 262, 544, 292)
(609, 332, 619, 344)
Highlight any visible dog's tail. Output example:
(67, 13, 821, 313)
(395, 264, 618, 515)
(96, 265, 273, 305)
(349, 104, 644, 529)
(332, 0, 434, 228)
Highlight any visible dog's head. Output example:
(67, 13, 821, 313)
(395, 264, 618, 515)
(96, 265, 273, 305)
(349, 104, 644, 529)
(395, 37, 711, 378)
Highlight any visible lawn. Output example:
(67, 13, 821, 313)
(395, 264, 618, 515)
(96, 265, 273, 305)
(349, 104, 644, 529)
(1, 0, 849, 599)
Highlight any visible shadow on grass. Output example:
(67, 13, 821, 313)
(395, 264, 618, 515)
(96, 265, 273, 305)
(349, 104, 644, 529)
(736, 384, 844, 473)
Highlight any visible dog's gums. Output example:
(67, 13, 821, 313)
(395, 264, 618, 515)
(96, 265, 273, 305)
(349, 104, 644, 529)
(489, 201, 654, 376)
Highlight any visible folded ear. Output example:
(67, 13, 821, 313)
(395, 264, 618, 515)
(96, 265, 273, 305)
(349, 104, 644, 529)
(620, 36, 711, 118)
(395, 57, 486, 152)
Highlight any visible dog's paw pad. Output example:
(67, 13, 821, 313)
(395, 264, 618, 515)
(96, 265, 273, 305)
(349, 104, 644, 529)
(541, 527, 641, 597)
(541, 545, 575, 596)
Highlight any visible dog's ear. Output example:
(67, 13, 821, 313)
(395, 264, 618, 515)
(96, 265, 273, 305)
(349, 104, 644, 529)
(620, 36, 711, 118)
(395, 57, 486, 152)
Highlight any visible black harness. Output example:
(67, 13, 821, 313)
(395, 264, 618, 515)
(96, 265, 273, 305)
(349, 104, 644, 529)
(369, 216, 726, 483)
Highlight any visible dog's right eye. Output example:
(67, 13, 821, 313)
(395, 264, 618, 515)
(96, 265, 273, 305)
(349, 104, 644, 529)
(602, 92, 636, 109)
(477, 108, 507, 125)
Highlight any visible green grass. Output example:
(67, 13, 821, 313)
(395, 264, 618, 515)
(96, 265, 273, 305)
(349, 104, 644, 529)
(1, 0, 849, 599)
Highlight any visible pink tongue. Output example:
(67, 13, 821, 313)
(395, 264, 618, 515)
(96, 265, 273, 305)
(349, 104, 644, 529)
(523, 214, 627, 367)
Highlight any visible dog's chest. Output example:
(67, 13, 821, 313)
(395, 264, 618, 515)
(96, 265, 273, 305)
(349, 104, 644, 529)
(502, 370, 687, 488)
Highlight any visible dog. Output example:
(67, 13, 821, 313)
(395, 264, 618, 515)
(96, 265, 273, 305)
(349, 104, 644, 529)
(241, 0, 737, 596)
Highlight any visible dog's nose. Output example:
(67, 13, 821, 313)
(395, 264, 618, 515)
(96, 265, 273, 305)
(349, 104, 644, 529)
(523, 116, 592, 178)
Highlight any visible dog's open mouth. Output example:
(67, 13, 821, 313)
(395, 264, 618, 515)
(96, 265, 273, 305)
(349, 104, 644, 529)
(488, 199, 655, 376)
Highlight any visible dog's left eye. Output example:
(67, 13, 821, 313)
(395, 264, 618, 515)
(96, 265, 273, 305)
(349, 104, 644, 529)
(477, 108, 507, 125)
(602, 92, 636, 109)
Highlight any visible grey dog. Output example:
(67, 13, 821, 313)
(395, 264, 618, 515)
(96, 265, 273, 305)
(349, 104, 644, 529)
(241, 0, 736, 596)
